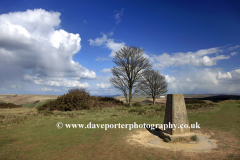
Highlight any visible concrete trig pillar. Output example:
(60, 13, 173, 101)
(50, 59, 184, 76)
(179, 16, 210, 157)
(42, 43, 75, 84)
(163, 94, 191, 136)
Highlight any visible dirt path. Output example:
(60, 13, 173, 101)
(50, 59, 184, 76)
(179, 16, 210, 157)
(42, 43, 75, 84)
(127, 129, 216, 152)
(126, 129, 240, 159)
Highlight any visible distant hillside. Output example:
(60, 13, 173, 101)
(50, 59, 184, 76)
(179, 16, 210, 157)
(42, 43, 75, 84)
(113, 94, 240, 101)
(185, 95, 240, 102)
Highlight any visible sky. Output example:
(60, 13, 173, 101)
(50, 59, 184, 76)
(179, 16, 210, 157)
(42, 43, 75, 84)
(0, 0, 240, 96)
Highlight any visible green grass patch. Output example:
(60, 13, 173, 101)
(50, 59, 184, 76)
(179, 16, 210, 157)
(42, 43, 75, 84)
(188, 100, 240, 139)
(0, 100, 5, 104)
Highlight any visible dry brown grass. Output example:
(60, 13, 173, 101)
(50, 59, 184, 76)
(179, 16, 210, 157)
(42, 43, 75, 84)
(0, 94, 59, 105)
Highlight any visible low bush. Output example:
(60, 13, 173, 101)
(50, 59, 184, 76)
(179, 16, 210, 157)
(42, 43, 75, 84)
(97, 97, 123, 104)
(132, 102, 142, 107)
(37, 88, 124, 112)
(191, 135, 198, 141)
(0, 103, 21, 109)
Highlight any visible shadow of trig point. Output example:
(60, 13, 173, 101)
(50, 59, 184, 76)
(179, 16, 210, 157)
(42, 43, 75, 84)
(163, 94, 194, 140)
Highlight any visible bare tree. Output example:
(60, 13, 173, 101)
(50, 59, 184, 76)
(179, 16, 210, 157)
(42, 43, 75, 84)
(110, 77, 129, 103)
(110, 46, 152, 106)
(138, 70, 168, 105)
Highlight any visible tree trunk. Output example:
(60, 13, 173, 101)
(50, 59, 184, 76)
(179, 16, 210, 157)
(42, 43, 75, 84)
(124, 92, 128, 105)
(153, 96, 155, 105)
(129, 87, 132, 106)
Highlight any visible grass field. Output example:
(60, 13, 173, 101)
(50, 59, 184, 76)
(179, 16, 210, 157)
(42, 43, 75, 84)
(0, 97, 240, 160)
(21, 99, 56, 108)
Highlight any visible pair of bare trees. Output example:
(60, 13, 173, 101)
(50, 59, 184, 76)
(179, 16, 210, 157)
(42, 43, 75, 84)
(110, 46, 168, 106)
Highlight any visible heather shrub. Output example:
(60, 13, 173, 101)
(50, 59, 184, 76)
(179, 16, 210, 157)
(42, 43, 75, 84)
(0, 103, 21, 109)
(37, 88, 124, 112)
(191, 135, 198, 141)
(67, 87, 88, 94)
(97, 97, 123, 105)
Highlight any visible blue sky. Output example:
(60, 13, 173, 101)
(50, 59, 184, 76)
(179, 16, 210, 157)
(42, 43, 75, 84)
(0, 0, 240, 96)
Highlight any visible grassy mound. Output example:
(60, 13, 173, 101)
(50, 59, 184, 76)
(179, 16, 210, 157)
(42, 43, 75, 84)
(37, 88, 124, 112)
(0, 103, 21, 109)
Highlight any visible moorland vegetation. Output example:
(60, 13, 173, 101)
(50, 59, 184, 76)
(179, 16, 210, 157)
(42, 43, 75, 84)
(37, 87, 124, 111)
(1, 91, 240, 159)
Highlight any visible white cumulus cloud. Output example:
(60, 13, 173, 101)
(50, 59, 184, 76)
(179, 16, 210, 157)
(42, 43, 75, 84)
(96, 83, 111, 89)
(217, 71, 232, 79)
(89, 33, 125, 57)
(89, 33, 108, 46)
(165, 75, 175, 83)
(152, 46, 231, 68)
(228, 45, 240, 51)
(0, 9, 96, 90)
(190, 55, 215, 66)
(42, 88, 56, 91)
(41, 88, 61, 92)
(186, 78, 192, 82)
(89, 33, 150, 58)
(24, 75, 90, 88)
(230, 52, 237, 56)
(100, 68, 112, 73)
(235, 69, 240, 74)
(166, 67, 240, 94)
